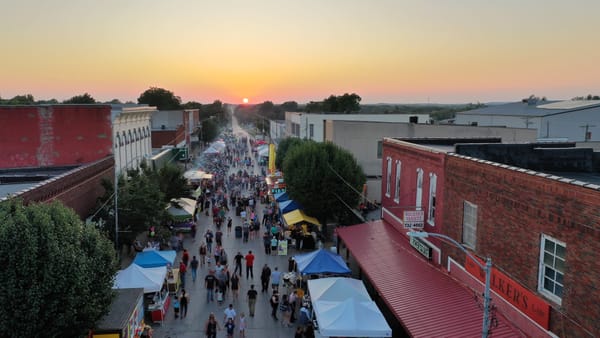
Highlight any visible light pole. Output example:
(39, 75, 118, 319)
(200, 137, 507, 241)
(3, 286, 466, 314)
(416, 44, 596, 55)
(407, 231, 492, 338)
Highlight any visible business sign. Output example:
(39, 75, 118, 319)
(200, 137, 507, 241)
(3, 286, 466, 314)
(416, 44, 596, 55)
(409, 236, 432, 260)
(466, 256, 550, 329)
(403, 210, 424, 229)
(271, 187, 286, 194)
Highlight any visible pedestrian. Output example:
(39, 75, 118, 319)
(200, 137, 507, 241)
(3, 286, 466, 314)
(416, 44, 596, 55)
(204, 313, 221, 338)
(199, 242, 208, 267)
(289, 290, 298, 322)
(190, 256, 199, 282)
(271, 266, 281, 291)
(269, 290, 279, 320)
(224, 318, 235, 338)
(299, 303, 312, 329)
(215, 229, 223, 246)
(260, 264, 271, 293)
(245, 250, 255, 279)
(205, 270, 217, 303)
(294, 326, 304, 338)
(263, 232, 271, 255)
(179, 289, 189, 319)
(227, 216, 233, 236)
(173, 295, 180, 319)
(234, 251, 244, 277)
(239, 312, 247, 338)
(230, 273, 240, 302)
(179, 260, 187, 288)
(280, 294, 292, 327)
(191, 223, 197, 241)
(223, 303, 237, 324)
(205, 229, 214, 254)
(247, 284, 258, 317)
(270, 235, 278, 255)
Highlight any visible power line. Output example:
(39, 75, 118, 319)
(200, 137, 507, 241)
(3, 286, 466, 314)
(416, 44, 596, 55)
(326, 162, 378, 206)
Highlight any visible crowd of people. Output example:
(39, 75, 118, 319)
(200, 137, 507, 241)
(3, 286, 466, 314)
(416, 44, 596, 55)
(166, 132, 316, 338)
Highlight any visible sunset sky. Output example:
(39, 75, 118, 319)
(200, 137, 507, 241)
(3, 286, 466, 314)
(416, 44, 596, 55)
(1, 0, 599, 104)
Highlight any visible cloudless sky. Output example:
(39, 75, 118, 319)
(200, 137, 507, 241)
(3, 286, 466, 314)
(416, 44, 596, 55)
(1, 0, 599, 104)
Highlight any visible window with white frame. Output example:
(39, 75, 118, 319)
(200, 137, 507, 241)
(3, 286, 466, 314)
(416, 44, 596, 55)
(394, 160, 401, 203)
(385, 157, 392, 197)
(309, 124, 314, 138)
(538, 235, 565, 304)
(462, 201, 477, 248)
(415, 168, 423, 210)
(427, 173, 437, 225)
(376, 141, 383, 159)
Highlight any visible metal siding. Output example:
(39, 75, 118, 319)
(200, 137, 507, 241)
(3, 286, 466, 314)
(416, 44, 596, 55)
(338, 221, 524, 338)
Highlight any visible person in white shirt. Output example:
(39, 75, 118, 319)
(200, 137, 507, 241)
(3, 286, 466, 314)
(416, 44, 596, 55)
(223, 303, 237, 324)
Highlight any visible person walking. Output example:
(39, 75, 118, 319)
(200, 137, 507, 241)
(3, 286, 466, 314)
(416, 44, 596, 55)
(179, 289, 189, 319)
(223, 303, 237, 324)
(246, 284, 258, 317)
(271, 266, 281, 292)
(260, 264, 271, 293)
(205, 229, 214, 254)
(263, 232, 271, 255)
(205, 270, 217, 303)
(233, 251, 244, 277)
(280, 294, 292, 327)
(204, 313, 221, 338)
(238, 312, 247, 338)
(173, 295, 180, 319)
(179, 260, 187, 288)
(199, 242, 208, 268)
(230, 273, 240, 302)
(269, 290, 280, 320)
(182, 249, 190, 266)
(227, 216, 233, 236)
(190, 256, 199, 283)
(244, 250, 255, 279)
(224, 318, 235, 338)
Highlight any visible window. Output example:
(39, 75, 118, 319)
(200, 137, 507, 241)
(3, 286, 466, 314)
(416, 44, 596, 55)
(428, 173, 437, 225)
(385, 157, 392, 197)
(415, 168, 423, 210)
(394, 160, 401, 203)
(116, 134, 121, 148)
(539, 235, 565, 304)
(309, 124, 314, 138)
(462, 201, 477, 248)
(376, 141, 383, 159)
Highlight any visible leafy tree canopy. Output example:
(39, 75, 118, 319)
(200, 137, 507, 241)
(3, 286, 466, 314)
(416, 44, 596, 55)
(283, 141, 366, 231)
(0, 94, 36, 105)
(200, 118, 219, 144)
(0, 199, 117, 337)
(305, 93, 361, 113)
(138, 87, 182, 110)
(275, 137, 306, 169)
(63, 93, 96, 104)
(182, 101, 202, 109)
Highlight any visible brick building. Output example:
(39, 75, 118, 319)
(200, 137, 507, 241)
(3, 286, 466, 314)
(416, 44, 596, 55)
(349, 137, 600, 337)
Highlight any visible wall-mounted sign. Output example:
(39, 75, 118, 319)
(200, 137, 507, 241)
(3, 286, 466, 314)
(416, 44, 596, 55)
(410, 236, 432, 260)
(271, 187, 286, 194)
(466, 256, 550, 329)
(403, 210, 424, 229)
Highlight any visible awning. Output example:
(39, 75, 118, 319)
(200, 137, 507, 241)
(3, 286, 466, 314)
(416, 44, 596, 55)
(337, 221, 523, 338)
(283, 209, 320, 228)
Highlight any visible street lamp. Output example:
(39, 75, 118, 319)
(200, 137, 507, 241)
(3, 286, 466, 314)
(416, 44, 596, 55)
(407, 231, 492, 338)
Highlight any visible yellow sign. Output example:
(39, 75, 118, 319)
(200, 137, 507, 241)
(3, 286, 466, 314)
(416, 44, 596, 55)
(268, 143, 276, 173)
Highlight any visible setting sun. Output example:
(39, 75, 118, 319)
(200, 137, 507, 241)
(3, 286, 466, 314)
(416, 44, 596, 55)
(243, 98, 249, 104)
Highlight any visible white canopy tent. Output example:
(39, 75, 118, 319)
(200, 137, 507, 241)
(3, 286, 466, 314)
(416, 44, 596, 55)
(308, 278, 392, 337)
(113, 264, 167, 293)
(166, 197, 196, 221)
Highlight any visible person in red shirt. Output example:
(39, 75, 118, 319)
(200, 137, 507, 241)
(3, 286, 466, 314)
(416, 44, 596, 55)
(245, 251, 255, 279)
(182, 249, 190, 266)
(179, 261, 187, 288)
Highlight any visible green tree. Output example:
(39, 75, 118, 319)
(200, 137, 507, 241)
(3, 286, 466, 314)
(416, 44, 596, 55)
(182, 101, 202, 109)
(283, 141, 365, 232)
(153, 163, 190, 202)
(63, 93, 96, 103)
(0, 199, 117, 337)
(200, 118, 219, 144)
(275, 137, 307, 169)
(137, 87, 182, 110)
(305, 93, 361, 113)
(280, 101, 299, 112)
(1, 94, 36, 105)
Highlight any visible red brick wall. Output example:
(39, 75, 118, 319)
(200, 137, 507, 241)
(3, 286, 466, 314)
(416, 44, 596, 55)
(445, 154, 600, 337)
(381, 140, 446, 241)
(18, 157, 114, 218)
(0, 105, 112, 169)
(151, 126, 185, 148)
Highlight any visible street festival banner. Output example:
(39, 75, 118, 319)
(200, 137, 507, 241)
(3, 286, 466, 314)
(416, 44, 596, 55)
(278, 240, 288, 256)
(268, 143, 276, 174)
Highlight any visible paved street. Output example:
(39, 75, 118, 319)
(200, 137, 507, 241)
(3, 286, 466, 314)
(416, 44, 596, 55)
(151, 116, 305, 338)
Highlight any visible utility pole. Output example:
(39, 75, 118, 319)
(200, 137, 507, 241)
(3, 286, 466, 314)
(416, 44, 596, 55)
(580, 124, 596, 142)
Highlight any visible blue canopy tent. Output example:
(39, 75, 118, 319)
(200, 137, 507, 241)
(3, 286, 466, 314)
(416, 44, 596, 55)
(293, 249, 351, 276)
(279, 199, 302, 214)
(133, 250, 177, 268)
(274, 191, 289, 202)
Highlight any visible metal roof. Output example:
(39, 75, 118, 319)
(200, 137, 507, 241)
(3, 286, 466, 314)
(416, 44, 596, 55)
(457, 100, 600, 118)
(337, 221, 524, 338)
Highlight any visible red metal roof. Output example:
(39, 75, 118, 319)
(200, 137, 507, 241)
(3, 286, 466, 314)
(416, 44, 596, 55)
(337, 220, 525, 338)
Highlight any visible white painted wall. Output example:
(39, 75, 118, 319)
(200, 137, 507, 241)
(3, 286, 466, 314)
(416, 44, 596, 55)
(112, 106, 156, 173)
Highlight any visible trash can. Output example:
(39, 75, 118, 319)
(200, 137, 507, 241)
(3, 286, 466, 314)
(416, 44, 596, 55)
(235, 226, 242, 238)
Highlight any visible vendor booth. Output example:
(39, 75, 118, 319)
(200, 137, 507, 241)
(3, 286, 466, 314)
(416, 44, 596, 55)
(92, 288, 145, 338)
(283, 210, 321, 250)
(133, 250, 176, 268)
(294, 249, 351, 276)
(308, 278, 392, 337)
(279, 199, 302, 214)
(113, 264, 170, 324)
(166, 198, 196, 223)
(282, 209, 320, 228)
(274, 191, 289, 202)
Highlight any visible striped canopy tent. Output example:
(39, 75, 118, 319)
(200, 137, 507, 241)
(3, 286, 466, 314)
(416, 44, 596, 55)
(274, 191, 289, 202)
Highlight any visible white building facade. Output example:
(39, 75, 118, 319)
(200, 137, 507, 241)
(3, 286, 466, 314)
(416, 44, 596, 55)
(112, 105, 156, 173)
